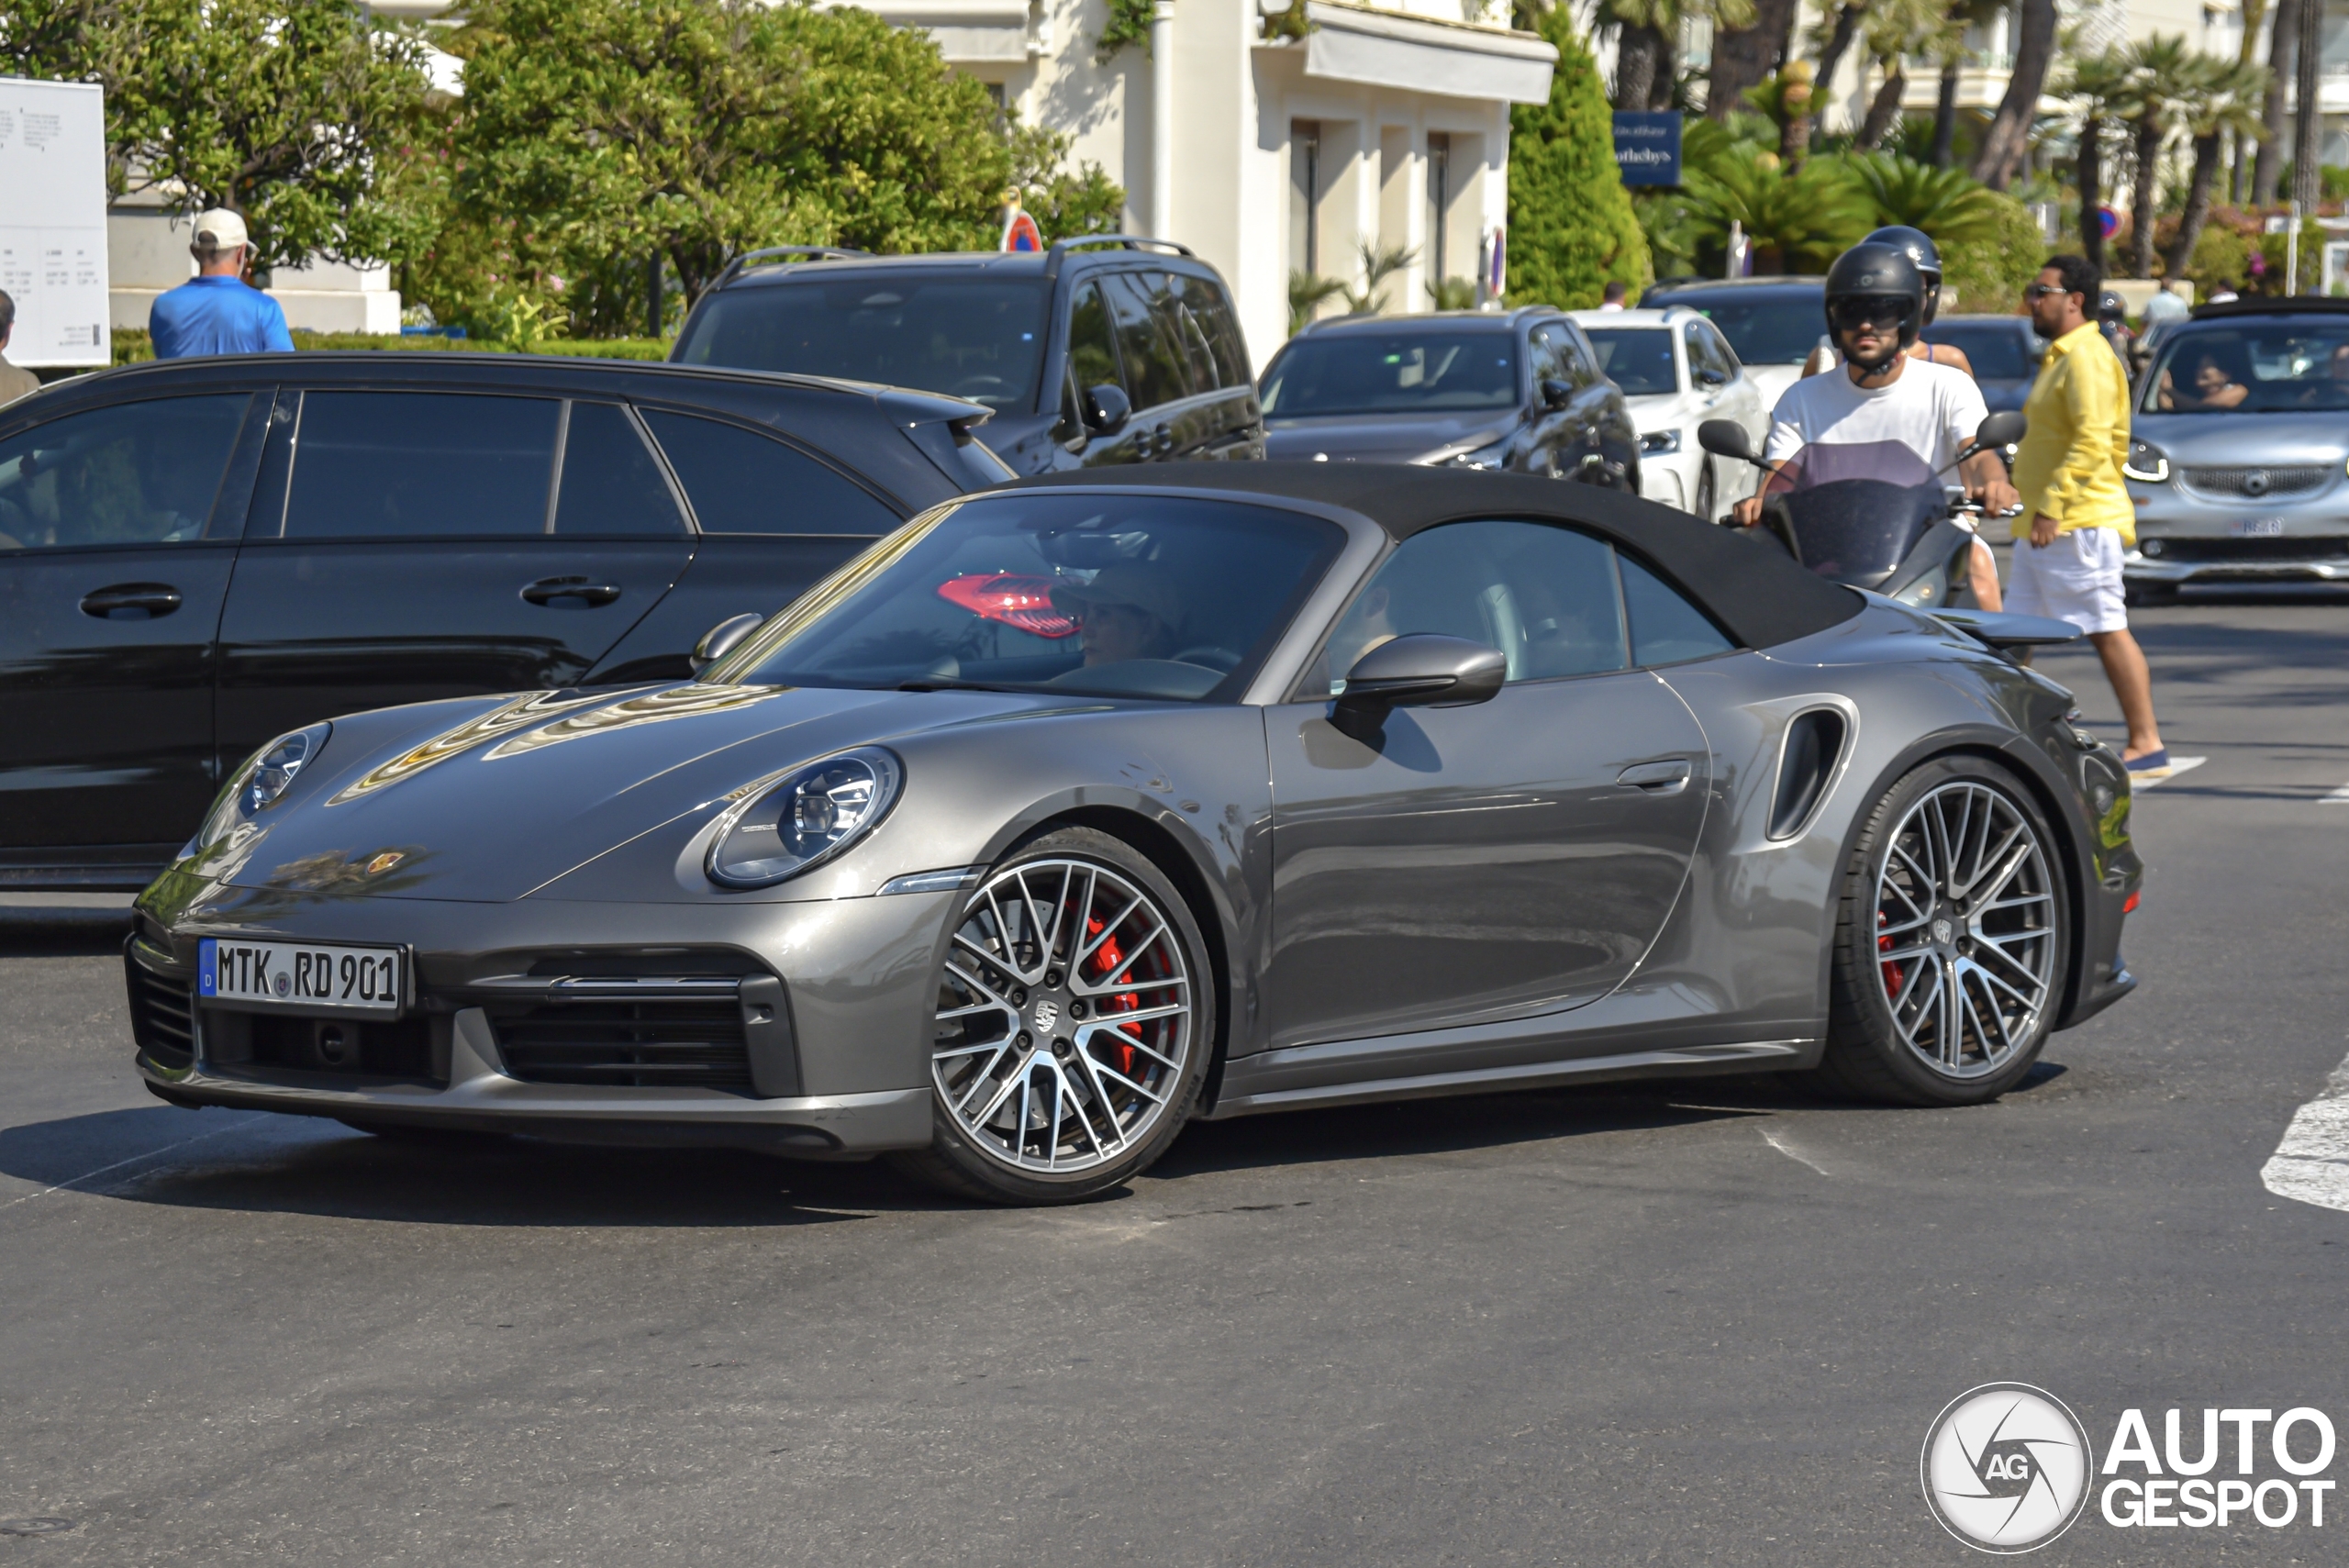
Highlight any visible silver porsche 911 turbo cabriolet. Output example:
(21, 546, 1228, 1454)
(127, 466, 2141, 1204)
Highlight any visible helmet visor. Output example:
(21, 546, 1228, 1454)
(1828, 295, 1918, 334)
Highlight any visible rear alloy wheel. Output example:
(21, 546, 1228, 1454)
(1818, 759, 2069, 1106)
(895, 828, 1212, 1204)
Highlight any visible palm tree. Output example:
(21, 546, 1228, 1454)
(1837, 150, 2014, 244)
(1854, 0, 1949, 150)
(1683, 143, 1874, 269)
(2117, 34, 2198, 278)
(1605, 0, 1754, 112)
(1972, 0, 2055, 187)
(1930, 0, 2003, 167)
(1287, 272, 1344, 334)
(2169, 57, 2269, 277)
(2060, 49, 2135, 272)
(1341, 239, 1417, 316)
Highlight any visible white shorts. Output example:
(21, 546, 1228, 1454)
(2005, 526, 2128, 634)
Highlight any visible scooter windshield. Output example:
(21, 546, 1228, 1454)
(1759, 438, 1947, 584)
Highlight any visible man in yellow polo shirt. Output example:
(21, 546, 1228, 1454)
(2009, 255, 2169, 773)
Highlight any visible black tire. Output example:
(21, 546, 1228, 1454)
(891, 827, 1215, 1205)
(1814, 756, 2070, 1106)
(334, 1117, 507, 1148)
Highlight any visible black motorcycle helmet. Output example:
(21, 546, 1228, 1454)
(1823, 242, 1926, 369)
(1864, 225, 1944, 324)
(2098, 289, 2130, 323)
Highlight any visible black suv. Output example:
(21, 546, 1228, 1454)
(670, 238, 1264, 474)
(1256, 306, 1639, 489)
(0, 352, 999, 890)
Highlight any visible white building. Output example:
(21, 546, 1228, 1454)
(863, 0, 1557, 363)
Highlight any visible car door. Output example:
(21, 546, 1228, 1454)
(216, 388, 695, 763)
(1096, 269, 1228, 463)
(1061, 277, 1153, 469)
(0, 391, 265, 875)
(1264, 518, 1712, 1052)
(1161, 271, 1264, 460)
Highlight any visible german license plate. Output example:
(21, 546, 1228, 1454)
(198, 937, 405, 1014)
(2232, 517, 2288, 538)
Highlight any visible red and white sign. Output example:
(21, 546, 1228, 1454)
(1002, 208, 1043, 253)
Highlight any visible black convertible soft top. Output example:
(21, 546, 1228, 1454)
(1009, 463, 1864, 653)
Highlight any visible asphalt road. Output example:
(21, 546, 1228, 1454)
(6, 582, 2348, 1565)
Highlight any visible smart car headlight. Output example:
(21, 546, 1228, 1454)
(707, 747, 902, 888)
(2122, 440, 2169, 483)
(185, 722, 332, 857)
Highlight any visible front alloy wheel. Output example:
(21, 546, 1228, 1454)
(1821, 761, 2068, 1105)
(897, 828, 1211, 1203)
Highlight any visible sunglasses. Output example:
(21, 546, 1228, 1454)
(2022, 283, 2074, 300)
(1828, 296, 1916, 332)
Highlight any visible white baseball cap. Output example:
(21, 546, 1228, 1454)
(192, 208, 249, 251)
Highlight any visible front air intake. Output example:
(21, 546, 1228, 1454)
(1768, 708, 1848, 840)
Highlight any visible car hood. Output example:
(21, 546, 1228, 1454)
(2132, 410, 2349, 462)
(1264, 411, 1516, 463)
(184, 682, 1109, 905)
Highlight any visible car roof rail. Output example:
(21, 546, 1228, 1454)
(710, 245, 874, 292)
(1042, 234, 1197, 283)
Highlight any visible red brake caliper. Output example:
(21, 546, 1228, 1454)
(1086, 914, 1141, 1076)
(1877, 910, 1900, 997)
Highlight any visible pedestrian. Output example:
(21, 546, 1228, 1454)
(2207, 283, 2239, 304)
(2143, 277, 2190, 324)
(1598, 280, 1628, 310)
(0, 291, 40, 409)
(149, 209, 295, 360)
(2011, 255, 2169, 773)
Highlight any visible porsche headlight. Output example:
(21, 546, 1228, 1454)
(707, 748, 902, 888)
(2122, 440, 2170, 483)
(185, 723, 331, 858)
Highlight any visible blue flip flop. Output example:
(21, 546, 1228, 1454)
(2124, 748, 2171, 773)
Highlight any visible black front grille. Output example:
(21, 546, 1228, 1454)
(126, 961, 195, 1067)
(2151, 536, 2349, 563)
(487, 998, 753, 1092)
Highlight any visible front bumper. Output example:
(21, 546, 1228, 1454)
(126, 878, 954, 1154)
(2125, 471, 2349, 583)
(2124, 544, 2349, 584)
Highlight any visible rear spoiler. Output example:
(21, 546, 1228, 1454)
(1932, 607, 2083, 651)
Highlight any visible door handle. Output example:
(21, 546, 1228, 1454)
(79, 583, 184, 619)
(1618, 759, 1693, 794)
(521, 575, 621, 606)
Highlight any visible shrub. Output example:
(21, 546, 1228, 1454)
(1507, 15, 1651, 307)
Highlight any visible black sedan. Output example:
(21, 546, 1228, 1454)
(0, 351, 1003, 892)
(129, 464, 2140, 1205)
(1257, 309, 1640, 489)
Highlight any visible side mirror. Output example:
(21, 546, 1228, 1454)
(1698, 418, 1769, 470)
(1083, 383, 1131, 436)
(691, 612, 765, 675)
(1972, 409, 2028, 450)
(1338, 634, 1507, 712)
(1539, 377, 1573, 410)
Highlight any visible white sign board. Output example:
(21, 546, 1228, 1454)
(0, 77, 109, 367)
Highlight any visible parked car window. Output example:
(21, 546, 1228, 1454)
(1063, 281, 1124, 425)
(0, 395, 250, 551)
(1586, 327, 1679, 395)
(1621, 555, 1735, 664)
(1262, 331, 1519, 416)
(673, 276, 1049, 412)
(716, 492, 1344, 702)
(1099, 271, 1191, 411)
(640, 408, 896, 536)
(279, 393, 557, 539)
(2141, 321, 2349, 413)
(552, 402, 690, 536)
(1685, 323, 1737, 383)
(1664, 293, 1820, 366)
(1166, 273, 1252, 388)
(1311, 519, 1630, 695)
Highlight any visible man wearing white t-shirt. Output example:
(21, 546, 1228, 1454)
(1732, 243, 2017, 608)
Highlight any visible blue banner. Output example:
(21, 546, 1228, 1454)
(1613, 112, 1682, 187)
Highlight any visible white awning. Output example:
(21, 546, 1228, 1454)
(1300, 2, 1555, 106)
(852, 0, 1032, 62)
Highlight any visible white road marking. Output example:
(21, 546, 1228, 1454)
(2128, 756, 2206, 790)
(1761, 1124, 1835, 1177)
(2318, 782, 2349, 805)
(2261, 1051, 2349, 1214)
(0, 1114, 267, 1213)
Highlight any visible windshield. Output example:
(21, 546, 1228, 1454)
(674, 276, 1049, 410)
(1584, 328, 1679, 395)
(1758, 438, 1947, 584)
(1921, 321, 2041, 380)
(1262, 332, 1519, 417)
(1664, 293, 1821, 365)
(2142, 322, 2349, 413)
(713, 494, 1345, 701)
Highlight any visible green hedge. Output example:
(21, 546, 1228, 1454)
(110, 328, 670, 366)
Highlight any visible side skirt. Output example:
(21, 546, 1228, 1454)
(1206, 1038, 1818, 1119)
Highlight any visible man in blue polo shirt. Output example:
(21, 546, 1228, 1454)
(150, 208, 295, 359)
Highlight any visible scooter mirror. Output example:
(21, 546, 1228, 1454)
(1973, 410, 2027, 450)
(1698, 419, 1765, 467)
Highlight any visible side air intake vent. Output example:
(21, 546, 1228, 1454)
(1768, 708, 1848, 840)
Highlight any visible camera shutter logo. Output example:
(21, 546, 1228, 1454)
(1920, 1384, 2095, 1553)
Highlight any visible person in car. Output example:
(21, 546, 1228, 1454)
(1052, 564, 1183, 666)
(1736, 242, 2015, 609)
(2157, 345, 2251, 411)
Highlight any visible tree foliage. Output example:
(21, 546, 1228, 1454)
(1508, 14, 1651, 308)
(1, 0, 437, 269)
